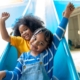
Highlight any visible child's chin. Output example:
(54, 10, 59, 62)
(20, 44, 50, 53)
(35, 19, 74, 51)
(25, 38, 30, 41)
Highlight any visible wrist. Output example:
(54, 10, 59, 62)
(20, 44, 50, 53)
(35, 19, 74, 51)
(63, 14, 70, 19)
(1, 18, 6, 22)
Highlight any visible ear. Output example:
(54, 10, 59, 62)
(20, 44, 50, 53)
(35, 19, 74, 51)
(45, 43, 49, 49)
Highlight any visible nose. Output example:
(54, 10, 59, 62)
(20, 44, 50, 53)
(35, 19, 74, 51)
(33, 41, 38, 46)
(22, 31, 26, 35)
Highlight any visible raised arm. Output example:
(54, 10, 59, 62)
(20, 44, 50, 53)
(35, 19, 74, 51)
(52, 3, 75, 54)
(41, 3, 75, 79)
(0, 12, 10, 42)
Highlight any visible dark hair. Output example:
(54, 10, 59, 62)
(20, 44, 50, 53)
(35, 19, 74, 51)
(34, 28, 53, 47)
(13, 15, 44, 36)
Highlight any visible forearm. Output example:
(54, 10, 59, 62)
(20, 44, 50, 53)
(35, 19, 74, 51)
(3, 70, 19, 80)
(0, 19, 10, 42)
(63, 12, 70, 19)
(3, 60, 23, 80)
(54, 17, 68, 46)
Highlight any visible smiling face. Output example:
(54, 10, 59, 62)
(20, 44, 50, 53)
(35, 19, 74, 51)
(29, 32, 48, 55)
(19, 24, 33, 41)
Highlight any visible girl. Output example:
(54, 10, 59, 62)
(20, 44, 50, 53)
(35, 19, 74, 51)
(0, 28, 56, 80)
(0, 14, 44, 57)
(0, 2, 75, 80)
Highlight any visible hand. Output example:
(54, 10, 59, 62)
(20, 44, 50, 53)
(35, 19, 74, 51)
(63, 2, 75, 18)
(1, 12, 10, 21)
(0, 72, 3, 80)
(0, 71, 6, 80)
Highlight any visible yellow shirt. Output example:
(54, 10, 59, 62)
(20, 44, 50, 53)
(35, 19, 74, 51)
(10, 36, 30, 57)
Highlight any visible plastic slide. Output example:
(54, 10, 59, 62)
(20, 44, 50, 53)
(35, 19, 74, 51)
(0, 43, 18, 70)
(54, 38, 79, 80)
(0, 39, 79, 80)
(0, 0, 80, 80)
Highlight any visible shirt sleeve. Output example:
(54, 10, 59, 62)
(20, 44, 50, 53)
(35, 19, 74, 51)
(43, 17, 68, 79)
(3, 54, 24, 80)
(53, 17, 68, 54)
(10, 36, 23, 47)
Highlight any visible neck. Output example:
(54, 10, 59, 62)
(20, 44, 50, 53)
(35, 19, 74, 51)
(30, 51, 39, 57)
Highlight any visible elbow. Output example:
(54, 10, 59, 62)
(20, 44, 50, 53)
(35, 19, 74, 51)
(2, 35, 10, 42)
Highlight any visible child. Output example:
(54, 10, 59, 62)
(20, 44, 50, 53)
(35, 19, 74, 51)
(0, 28, 54, 80)
(0, 13, 44, 57)
(0, 2, 75, 80)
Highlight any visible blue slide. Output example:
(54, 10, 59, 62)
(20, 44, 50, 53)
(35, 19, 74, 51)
(0, 0, 80, 80)
(54, 38, 79, 80)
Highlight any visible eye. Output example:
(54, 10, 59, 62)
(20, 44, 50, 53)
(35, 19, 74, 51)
(21, 28, 28, 34)
(20, 31, 23, 34)
(39, 42, 44, 46)
(25, 28, 28, 31)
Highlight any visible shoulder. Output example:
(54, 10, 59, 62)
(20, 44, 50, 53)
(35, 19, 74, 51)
(10, 36, 25, 42)
(20, 52, 30, 59)
(10, 36, 23, 39)
(18, 52, 29, 62)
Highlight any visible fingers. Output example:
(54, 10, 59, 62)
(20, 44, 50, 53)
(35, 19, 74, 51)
(2, 12, 10, 17)
(70, 3, 75, 11)
(63, 2, 75, 18)
(68, 2, 75, 11)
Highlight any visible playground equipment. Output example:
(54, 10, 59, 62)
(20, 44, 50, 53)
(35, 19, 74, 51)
(0, 0, 79, 80)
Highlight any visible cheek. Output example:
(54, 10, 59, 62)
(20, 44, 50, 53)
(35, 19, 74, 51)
(21, 34, 24, 37)
(30, 32, 33, 37)
(38, 46, 46, 52)
(40, 45, 48, 51)
(28, 30, 32, 34)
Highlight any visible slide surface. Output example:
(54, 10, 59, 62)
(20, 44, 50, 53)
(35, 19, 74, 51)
(54, 38, 79, 80)
(0, 0, 80, 80)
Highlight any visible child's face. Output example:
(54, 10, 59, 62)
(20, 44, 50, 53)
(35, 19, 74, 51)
(19, 24, 33, 40)
(29, 32, 48, 54)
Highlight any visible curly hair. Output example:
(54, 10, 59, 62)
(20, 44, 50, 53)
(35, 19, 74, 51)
(13, 15, 44, 36)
